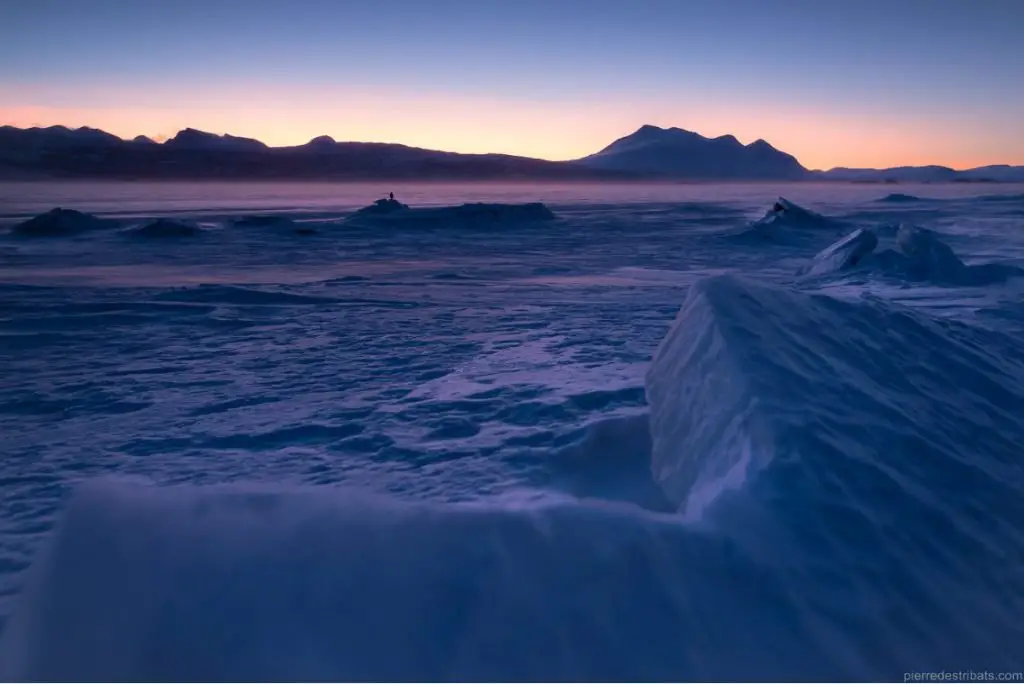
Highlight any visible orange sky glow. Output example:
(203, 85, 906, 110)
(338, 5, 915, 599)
(2, 85, 1019, 171)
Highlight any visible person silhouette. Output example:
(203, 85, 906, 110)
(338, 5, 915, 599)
(389, 192, 395, 201)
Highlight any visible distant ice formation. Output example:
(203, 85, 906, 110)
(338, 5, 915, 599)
(352, 197, 411, 216)
(9, 208, 113, 237)
(346, 199, 556, 227)
(129, 218, 203, 238)
(756, 197, 835, 230)
(877, 193, 924, 203)
(893, 224, 966, 280)
(797, 227, 878, 278)
(798, 223, 1024, 284)
(732, 198, 847, 243)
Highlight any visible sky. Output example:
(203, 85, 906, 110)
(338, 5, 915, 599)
(1, 0, 1023, 170)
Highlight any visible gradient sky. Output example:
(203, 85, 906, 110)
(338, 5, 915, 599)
(2, 0, 1022, 170)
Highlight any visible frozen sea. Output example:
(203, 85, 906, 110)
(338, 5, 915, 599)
(1, 181, 1024, 681)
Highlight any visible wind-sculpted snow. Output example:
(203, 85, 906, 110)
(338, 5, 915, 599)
(0, 481, 793, 681)
(643, 274, 1024, 661)
(799, 224, 1024, 284)
(647, 274, 1024, 515)
(5, 453, 1024, 683)
(9, 208, 114, 237)
(797, 226, 878, 277)
(731, 197, 848, 244)
(893, 224, 969, 280)
(755, 197, 836, 229)
(3, 182, 1024, 681)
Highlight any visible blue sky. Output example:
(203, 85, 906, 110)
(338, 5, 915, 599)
(2, 0, 1021, 168)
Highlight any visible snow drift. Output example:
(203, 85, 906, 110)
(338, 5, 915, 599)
(0, 480, 815, 682)
(646, 274, 1024, 517)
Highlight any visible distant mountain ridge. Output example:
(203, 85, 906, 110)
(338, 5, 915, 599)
(163, 128, 268, 152)
(810, 164, 1024, 183)
(0, 124, 1021, 181)
(575, 125, 808, 180)
(0, 125, 623, 181)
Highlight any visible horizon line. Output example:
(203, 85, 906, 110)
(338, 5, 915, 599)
(4, 122, 1023, 174)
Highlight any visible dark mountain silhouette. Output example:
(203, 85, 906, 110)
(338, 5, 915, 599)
(0, 124, 1020, 181)
(0, 125, 627, 180)
(574, 125, 808, 179)
(0, 125, 122, 148)
(813, 164, 1024, 183)
(162, 128, 268, 152)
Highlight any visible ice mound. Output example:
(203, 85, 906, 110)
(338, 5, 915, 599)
(797, 226, 878, 277)
(796, 224, 1024, 284)
(882, 225, 1023, 284)
(645, 275, 1024, 518)
(351, 197, 411, 216)
(643, 278, 1024, 671)
(346, 200, 557, 227)
(733, 198, 846, 243)
(878, 193, 924, 203)
(756, 197, 834, 230)
(129, 218, 203, 238)
(9, 208, 112, 237)
(645, 277, 771, 517)
(893, 224, 966, 279)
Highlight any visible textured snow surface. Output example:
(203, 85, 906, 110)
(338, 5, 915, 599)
(2, 181, 1024, 681)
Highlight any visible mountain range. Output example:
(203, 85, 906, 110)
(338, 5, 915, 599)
(1, 124, 1021, 182)
(577, 125, 807, 180)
